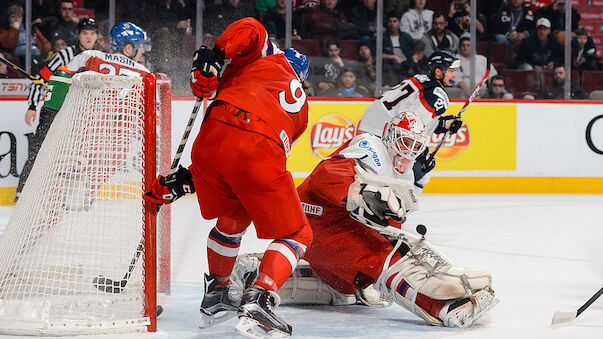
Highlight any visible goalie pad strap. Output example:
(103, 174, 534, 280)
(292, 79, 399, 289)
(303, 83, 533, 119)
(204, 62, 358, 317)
(277, 259, 356, 305)
(374, 229, 493, 325)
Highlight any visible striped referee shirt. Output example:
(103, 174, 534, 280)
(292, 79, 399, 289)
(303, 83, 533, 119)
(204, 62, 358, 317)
(26, 45, 82, 110)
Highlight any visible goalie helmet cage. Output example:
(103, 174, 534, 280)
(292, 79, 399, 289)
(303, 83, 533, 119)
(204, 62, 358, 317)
(0, 71, 172, 335)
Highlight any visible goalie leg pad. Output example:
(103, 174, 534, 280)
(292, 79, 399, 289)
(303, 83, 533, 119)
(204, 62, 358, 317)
(375, 229, 497, 327)
(233, 254, 357, 306)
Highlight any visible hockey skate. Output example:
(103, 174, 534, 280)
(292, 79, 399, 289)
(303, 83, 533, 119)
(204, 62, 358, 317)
(355, 284, 393, 307)
(439, 289, 499, 328)
(199, 274, 242, 328)
(235, 287, 292, 339)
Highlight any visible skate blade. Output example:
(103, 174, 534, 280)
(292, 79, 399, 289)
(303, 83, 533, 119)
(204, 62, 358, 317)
(456, 296, 500, 328)
(199, 310, 237, 328)
(235, 316, 290, 339)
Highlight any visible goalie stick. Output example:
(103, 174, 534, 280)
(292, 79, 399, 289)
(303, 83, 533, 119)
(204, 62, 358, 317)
(93, 98, 205, 300)
(551, 286, 603, 324)
(426, 50, 492, 164)
(0, 55, 49, 87)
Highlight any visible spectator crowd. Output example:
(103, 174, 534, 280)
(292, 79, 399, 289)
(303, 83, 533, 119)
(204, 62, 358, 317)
(0, 0, 601, 98)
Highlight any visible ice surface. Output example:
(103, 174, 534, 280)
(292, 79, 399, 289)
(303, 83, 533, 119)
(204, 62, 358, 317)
(1, 193, 602, 338)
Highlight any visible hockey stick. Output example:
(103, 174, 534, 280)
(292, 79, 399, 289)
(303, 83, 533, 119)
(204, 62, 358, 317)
(551, 286, 603, 324)
(426, 51, 492, 164)
(93, 98, 205, 297)
(0, 56, 48, 87)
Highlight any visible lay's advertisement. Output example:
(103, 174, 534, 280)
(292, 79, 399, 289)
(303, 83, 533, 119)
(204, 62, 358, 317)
(288, 100, 517, 183)
(4, 98, 603, 205)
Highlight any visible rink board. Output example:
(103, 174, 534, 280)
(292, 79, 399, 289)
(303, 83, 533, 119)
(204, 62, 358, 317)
(1, 98, 603, 204)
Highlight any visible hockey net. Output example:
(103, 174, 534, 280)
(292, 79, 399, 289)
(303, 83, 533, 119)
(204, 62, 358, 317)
(0, 72, 171, 335)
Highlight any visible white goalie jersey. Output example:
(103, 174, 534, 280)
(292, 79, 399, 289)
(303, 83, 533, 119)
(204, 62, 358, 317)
(338, 133, 416, 184)
(358, 74, 450, 138)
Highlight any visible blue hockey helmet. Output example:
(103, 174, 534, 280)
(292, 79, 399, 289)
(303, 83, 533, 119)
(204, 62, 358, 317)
(427, 50, 460, 84)
(427, 50, 460, 74)
(110, 22, 147, 53)
(284, 48, 309, 82)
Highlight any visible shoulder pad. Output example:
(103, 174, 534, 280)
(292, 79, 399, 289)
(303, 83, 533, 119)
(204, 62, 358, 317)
(413, 74, 430, 83)
(424, 86, 449, 116)
(340, 134, 388, 171)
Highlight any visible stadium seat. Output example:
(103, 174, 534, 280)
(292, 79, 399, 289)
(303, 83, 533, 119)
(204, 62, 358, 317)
(581, 71, 603, 93)
(589, 90, 603, 99)
(6, 58, 22, 79)
(476, 42, 508, 65)
(339, 40, 359, 61)
(427, 0, 449, 13)
(291, 39, 321, 57)
(502, 70, 540, 97)
(492, 63, 505, 74)
(541, 70, 579, 87)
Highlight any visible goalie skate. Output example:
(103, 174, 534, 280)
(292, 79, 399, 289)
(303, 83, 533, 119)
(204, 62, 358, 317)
(199, 274, 242, 328)
(355, 284, 393, 307)
(439, 289, 499, 328)
(235, 287, 292, 339)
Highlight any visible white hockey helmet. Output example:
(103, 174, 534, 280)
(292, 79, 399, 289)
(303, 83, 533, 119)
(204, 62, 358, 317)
(382, 112, 428, 173)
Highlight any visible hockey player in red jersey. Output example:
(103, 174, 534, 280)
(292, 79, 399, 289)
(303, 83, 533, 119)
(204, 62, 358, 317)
(144, 18, 311, 338)
(234, 111, 498, 329)
(359, 50, 464, 189)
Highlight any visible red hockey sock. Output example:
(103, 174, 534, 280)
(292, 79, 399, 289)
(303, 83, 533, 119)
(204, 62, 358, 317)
(254, 224, 312, 291)
(385, 265, 446, 320)
(415, 293, 447, 319)
(207, 227, 243, 286)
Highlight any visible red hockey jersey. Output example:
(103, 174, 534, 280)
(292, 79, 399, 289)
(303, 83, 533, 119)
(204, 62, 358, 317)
(210, 18, 309, 154)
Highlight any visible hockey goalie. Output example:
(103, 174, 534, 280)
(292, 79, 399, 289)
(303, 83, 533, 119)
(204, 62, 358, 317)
(233, 111, 499, 329)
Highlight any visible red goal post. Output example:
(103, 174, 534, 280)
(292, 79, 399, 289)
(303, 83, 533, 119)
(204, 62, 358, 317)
(0, 71, 171, 335)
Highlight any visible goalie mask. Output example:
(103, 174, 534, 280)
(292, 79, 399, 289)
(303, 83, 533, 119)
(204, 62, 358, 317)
(382, 112, 428, 173)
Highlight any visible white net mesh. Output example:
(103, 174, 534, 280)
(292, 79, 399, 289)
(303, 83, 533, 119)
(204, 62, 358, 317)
(0, 72, 153, 335)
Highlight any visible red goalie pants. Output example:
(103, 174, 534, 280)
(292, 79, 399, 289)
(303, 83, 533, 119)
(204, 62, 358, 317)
(304, 217, 446, 317)
(304, 217, 402, 294)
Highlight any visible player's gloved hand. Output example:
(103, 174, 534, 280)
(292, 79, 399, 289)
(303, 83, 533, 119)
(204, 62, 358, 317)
(434, 115, 463, 134)
(190, 46, 225, 98)
(143, 165, 195, 205)
(347, 183, 405, 229)
(413, 148, 436, 184)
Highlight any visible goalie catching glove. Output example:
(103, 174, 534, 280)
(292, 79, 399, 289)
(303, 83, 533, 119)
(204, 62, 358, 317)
(143, 165, 195, 205)
(347, 183, 406, 229)
(190, 46, 225, 99)
(346, 165, 418, 233)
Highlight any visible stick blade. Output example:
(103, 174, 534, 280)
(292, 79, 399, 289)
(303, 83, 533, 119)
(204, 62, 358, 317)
(551, 310, 577, 325)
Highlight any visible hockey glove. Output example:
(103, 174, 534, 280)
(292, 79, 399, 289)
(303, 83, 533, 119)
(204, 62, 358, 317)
(434, 115, 463, 134)
(413, 148, 436, 184)
(347, 183, 406, 230)
(190, 46, 225, 99)
(143, 165, 195, 205)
